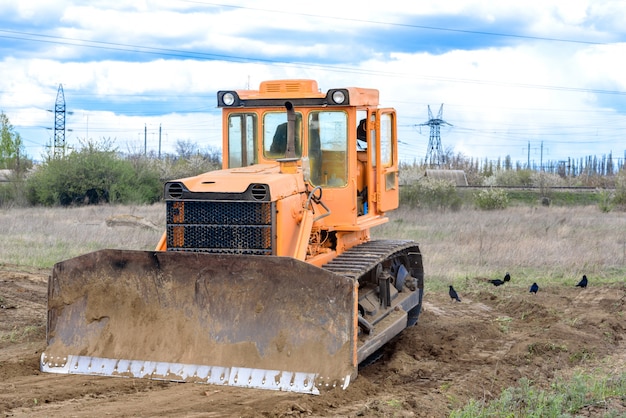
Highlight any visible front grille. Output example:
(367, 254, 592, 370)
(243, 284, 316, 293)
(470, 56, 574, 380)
(166, 200, 274, 255)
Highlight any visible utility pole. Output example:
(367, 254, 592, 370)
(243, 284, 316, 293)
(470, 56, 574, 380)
(158, 124, 162, 159)
(144, 124, 147, 156)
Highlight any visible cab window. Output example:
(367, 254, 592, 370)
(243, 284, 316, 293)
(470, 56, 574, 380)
(227, 113, 257, 168)
(263, 112, 302, 159)
(307, 111, 348, 187)
(380, 112, 393, 167)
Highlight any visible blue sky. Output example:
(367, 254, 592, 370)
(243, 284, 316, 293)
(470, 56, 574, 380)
(1, 1, 625, 166)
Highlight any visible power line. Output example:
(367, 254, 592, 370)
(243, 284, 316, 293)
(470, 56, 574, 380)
(1, 29, 626, 97)
(179, 1, 615, 46)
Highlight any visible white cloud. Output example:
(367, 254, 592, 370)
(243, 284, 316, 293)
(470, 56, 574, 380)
(1, 0, 69, 23)
(1, 0, 625, 165)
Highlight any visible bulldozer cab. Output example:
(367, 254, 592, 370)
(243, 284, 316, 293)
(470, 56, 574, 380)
(221, 79, 400, 231)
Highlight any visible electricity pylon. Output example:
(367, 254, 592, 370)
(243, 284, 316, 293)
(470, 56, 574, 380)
(419, 104, 451, 167)
(53, 84, 68, 158)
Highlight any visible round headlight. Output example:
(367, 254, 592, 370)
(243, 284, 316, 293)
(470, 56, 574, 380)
(223, 92, 236, 106)
(332, 90, 346, 104)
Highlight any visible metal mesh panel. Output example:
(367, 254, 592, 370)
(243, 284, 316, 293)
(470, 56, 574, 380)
(166, 200, 274, 255)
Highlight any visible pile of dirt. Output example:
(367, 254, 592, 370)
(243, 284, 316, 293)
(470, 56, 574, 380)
(1, 265, 624, 417)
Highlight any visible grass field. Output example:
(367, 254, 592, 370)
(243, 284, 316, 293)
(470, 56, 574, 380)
(1, 203, 624, 289)
(0, 204, 164, 268)
(377, 205, 626, 290)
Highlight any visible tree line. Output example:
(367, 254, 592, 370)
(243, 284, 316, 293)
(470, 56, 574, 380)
(416, 148, 625, 188)
(0, 112, 221, 207)
(1, 112, 624, 207)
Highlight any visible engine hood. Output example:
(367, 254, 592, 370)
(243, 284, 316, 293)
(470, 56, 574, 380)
(165, 163, 307, 202)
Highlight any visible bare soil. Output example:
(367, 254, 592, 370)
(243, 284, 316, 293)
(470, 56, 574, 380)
(1, 265, 624, 417)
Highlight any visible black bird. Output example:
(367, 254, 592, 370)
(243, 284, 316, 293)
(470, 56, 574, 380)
(449, 285, 461, 302)
(503, 272, 511, 283)
(576, 275, 588, 288)
(489, 279, 505, 286)
(529, 282, 539, 294)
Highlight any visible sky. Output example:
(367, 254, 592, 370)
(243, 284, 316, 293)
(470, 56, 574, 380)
(1, 1, 625, 167)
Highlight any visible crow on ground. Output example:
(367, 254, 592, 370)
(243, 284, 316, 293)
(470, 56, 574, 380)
(449, 285, 461, 302)
(529, 282, 539, 294)
(489, 272, 510, 286)
(576, 275, 588, 288)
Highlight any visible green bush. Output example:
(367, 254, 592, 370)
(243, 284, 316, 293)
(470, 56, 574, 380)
(611, 169, 626, 210)
(490, 168, 535, 187)
(156, 154, 221, 182)
(474, 187, 509, 210)
(485, 169, 532, 187)
(597, 189, 613, 213)
(596, 170, 626, 212)
(0, 183, 16, 207)
(27, 139, 162, 206)
(401, 178, 462, 211)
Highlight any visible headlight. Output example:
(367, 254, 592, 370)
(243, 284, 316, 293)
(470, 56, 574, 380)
(331, 90, 346, 104)
(222, 92, 236, 106)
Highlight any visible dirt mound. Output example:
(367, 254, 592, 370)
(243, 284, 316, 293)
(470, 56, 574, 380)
(1, 266, 624, 417)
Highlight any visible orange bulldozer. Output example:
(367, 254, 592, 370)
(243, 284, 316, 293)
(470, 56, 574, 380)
(42, 79, 424, 395)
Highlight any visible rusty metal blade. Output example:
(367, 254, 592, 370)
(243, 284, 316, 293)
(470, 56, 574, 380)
(43, 249, 357, 393)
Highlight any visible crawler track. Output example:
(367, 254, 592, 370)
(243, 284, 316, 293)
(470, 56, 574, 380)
(323, 239, 425, 364)
(321, 239, 421, 281)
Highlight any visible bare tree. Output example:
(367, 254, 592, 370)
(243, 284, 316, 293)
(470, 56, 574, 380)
(176, 139, 198, 159)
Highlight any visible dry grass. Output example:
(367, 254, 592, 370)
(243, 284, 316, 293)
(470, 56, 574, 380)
(0, 204, 165, 268)
(375, 205, 626, 290)
(1, 204, 624, 289)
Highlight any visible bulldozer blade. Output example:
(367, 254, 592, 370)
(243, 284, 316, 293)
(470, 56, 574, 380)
(41, 249, 358, 394)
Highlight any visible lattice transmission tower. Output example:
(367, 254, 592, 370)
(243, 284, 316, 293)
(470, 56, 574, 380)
(419, 104, 452, 167)
(53, 84, 68, 158)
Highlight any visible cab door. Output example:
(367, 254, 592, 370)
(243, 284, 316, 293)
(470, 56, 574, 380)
(376, 109, 399, 212)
